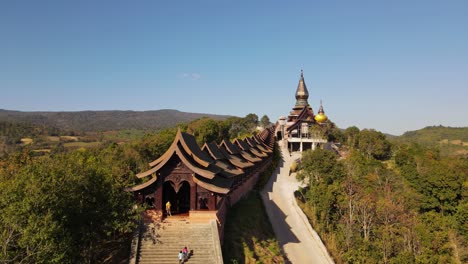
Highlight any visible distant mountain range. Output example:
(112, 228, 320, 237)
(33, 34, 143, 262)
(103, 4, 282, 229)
(0, 109, 231, 132)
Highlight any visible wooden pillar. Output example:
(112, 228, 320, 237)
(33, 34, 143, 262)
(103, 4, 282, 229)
(208, 194, 216, 210)
(155, 177, 163, 211)
(190, 184, 196, 210)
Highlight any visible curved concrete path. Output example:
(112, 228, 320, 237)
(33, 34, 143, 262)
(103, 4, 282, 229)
(260, 141, 334, 264)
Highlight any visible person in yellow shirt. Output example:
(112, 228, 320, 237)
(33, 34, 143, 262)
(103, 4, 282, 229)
(165, 201, 172, 216)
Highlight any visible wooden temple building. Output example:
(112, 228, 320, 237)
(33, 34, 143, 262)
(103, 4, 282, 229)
(126, 127, 275, 228)
(276, 70, 329, 152)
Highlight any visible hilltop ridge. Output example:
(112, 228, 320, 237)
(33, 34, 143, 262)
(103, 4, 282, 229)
(392, 125, 468, 156)
(0, 109, 230, 132)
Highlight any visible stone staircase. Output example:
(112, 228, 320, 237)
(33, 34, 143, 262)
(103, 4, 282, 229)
(136, 216, 220, 264)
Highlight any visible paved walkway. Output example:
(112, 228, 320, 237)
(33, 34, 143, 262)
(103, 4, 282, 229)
(260, 141, 334, 264)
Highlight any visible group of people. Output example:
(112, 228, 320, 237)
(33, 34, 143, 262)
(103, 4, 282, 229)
(178, 246, 189, 263)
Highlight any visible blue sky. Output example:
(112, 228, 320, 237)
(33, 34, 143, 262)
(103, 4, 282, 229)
(1, 0, 467, 135)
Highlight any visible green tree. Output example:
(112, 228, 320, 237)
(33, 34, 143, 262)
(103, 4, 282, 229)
(357, 129, 391, 160)
(243, 113, 259, 131)
(299, 148, 344, 184)
(298, 148, 343, 234)
(260, 115, 270, 128)
(344, 126, 360, 148)
(133, 127, 178, 163)
(223, 115, 258, 139)
(187, 118, 224, 145)
(0, 150, 140, 263)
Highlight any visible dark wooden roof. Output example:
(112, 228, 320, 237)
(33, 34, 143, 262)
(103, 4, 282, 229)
(176, 142, 221, 179)
(202, 142, 245, 178)
(286, 106, 315, 133)
(180, 132, 214, 166)
(219, 139, 239, 155)
(137, 129, 220, 180)
(193, 174, 233, 194)
(220, 139, 262, 163)
(249, 146, 268, 158)
(234, 138, 268, 158)
(244, 137, 257, 147)
(214, 160, 244, 178)
(218, 145, 254, 169)
(202, 142, 225, 160)
(252, 135, 272, 150)
(256, 129, 275, 149)
(248, 136, 272, 153)
(234, 138, 250, 151)
(125, 176, 157, 192)
(130, 127, 274, 195)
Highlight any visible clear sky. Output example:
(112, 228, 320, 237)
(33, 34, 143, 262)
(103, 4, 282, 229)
(1, 0, 467, 135)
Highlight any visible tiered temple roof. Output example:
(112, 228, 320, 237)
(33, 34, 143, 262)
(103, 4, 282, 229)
(202, 142, 244, 178)
(252, 135, 273, 153)
(127, 127, 275, 195)
(286, 105, 315, 133)
(234, 138, 268, 158)
(219, 139, 262, 163)
(257, 127, 276, 149)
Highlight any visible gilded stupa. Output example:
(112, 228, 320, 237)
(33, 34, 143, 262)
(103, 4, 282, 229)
(314, 100, 328, 123)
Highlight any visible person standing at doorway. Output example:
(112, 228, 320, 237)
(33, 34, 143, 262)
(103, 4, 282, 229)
(166, 201, 172, 216)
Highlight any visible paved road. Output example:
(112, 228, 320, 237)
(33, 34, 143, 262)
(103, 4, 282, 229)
(261, 141, 334, 264)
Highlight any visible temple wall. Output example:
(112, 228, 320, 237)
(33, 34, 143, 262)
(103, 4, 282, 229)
(215, 199, 228, 243)
(214, 157, 273, 243)
(229, 170, 261, 206)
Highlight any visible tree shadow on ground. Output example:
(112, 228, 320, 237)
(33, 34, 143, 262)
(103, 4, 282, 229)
(222, 191, 290, 263)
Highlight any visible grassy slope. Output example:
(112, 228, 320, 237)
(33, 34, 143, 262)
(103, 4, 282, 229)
(222, 192, 285, 264)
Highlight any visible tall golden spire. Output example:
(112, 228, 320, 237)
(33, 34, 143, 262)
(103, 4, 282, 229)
(294, 69, 310, 108)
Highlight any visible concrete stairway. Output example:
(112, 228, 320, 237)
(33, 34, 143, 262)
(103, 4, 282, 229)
(137, 217, 218, 264)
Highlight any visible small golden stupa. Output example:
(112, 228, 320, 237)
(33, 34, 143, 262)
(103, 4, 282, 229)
(314, 100, 328, 123)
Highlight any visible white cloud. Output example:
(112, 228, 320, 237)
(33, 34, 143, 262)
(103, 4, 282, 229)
(191, 73, 201, 80)
(178, 73, 201, 80)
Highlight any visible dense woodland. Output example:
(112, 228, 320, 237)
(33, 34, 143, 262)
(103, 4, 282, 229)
(0, 114, 263, 263)
(297, 126, 467, 263)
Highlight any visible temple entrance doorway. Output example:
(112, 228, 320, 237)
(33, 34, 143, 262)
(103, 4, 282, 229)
(177, 181, 190, 213)
(163, 180, 190, 216)
(163, 181, 176, 216)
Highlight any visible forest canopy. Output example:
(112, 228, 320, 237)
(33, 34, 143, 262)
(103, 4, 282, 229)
(297, 126, 467, 263)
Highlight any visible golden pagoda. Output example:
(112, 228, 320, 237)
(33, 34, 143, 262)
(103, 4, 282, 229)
(314, 100, 328, 123)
